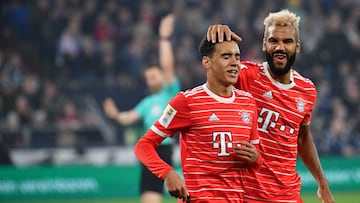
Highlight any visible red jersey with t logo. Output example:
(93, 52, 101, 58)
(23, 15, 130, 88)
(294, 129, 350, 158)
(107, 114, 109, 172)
(137, 84, 261, 203)
(235, 61, 317, 202)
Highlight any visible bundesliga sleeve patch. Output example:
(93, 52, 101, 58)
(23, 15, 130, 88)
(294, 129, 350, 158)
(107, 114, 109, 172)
(159, 104, 177, 128)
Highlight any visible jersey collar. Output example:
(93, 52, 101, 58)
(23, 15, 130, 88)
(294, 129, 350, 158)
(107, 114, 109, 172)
(202, 84, 235, 103)
(263, 62, 296, 89)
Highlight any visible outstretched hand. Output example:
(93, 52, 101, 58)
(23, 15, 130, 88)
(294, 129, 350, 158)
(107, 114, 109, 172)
(103, 98, 119, 120)
(206, 24, 242, 43)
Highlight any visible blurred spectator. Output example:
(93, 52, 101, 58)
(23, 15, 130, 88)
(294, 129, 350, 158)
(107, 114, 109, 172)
(94, 12, 116, 42)
(315, 79, 332, 116)
(56, 100, 81, 131)
(1, 52, 26, 88)
(58, 16, 81, 58)
(75, 35, 100, 80)
(79, 111, 104, 146)
(99, 51, 117, 86)
(350, 120, 360, 154)
(319, 117, 355, 156)
(55, 100, 82, 147)
(115, 5, 134, 44)
(13, 95, 33, 127)
(0, 134, 13, 165)
(343, 75, 359, 117)
(315, 10, 353, 68)
(21, 73, 41, 110)
(41, 80, 66, 123)
(0, 82, 18, 116)
(56, 129, 76, 147)
(56, 14, 82, 79)
(0, 48, 6, 71)
(4, 0, 31, 40)
(81, 0, 98, 34)
(3, 94, 34, 147)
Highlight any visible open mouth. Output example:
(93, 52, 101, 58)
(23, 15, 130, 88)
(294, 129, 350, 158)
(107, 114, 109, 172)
(273, 53, 288, 64)
(227, 69, 239, 77)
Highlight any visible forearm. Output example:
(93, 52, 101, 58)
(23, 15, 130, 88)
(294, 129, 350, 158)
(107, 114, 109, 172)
(134, 131, 173, 179)
(159, 38, 175, 83)
(113, 110, 139, 126)
(158, 14, 176, 84)
(298, 130, 328, 185)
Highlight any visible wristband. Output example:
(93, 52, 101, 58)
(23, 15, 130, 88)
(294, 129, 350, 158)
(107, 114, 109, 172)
(160, 37, 170, 40)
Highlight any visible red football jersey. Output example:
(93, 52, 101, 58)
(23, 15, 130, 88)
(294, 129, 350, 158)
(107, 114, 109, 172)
(235, 61, 317, 202)
(136, 84, 261, 202)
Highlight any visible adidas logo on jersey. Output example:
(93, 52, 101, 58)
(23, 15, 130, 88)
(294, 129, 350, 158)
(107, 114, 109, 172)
(208, 113, 220, 121)
(263, 90, 273, 99)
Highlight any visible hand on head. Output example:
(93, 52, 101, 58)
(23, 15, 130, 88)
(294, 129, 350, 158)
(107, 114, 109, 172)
(207, 24, 242, 43)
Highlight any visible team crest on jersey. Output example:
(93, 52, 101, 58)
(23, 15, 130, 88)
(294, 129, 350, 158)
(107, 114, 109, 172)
(159, 104, 177, 128)
(296, 98, 305, 112)
(240, 111, 250, 123)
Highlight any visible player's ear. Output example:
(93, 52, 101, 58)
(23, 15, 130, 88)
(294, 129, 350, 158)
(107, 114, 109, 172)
(202, 56, 211, 69)
(262, 38, 266, 52)
(296, 40, 301, 54)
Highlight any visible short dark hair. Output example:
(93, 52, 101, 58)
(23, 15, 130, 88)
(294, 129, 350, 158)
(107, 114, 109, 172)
(198, 36, 237, 58)
(198, 36, 217, 58)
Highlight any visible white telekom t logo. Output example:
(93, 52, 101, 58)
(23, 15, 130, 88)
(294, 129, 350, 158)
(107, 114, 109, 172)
(213, 132, 232, 156)
(258, 107, 280, 133)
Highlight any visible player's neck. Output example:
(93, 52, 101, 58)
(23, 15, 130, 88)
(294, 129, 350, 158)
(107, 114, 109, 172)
(268, 68, 292, 84)
(205, 82, 233, 97)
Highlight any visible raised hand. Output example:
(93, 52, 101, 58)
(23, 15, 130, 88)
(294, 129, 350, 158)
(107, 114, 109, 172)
(159, 13, 175, 39)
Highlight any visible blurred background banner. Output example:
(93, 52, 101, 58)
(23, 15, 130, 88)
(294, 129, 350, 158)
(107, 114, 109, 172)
(1, 157, 360, 201)
(0, 165, 140, 200)
(297, 157, 360, 192)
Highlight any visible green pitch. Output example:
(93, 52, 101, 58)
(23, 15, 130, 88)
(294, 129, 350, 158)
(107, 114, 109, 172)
(4, 191, 359, 203)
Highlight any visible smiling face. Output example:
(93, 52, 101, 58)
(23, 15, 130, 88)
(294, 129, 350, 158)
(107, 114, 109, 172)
(263, 25, 300, 77)
(203, 41, 241, 88)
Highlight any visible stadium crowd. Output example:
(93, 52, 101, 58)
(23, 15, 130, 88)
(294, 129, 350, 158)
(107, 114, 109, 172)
(0, 0, 359, 158)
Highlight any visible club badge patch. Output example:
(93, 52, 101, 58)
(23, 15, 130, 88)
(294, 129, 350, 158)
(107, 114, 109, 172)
(296, 99, 305, 112)
(240, 111, 250, 123)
